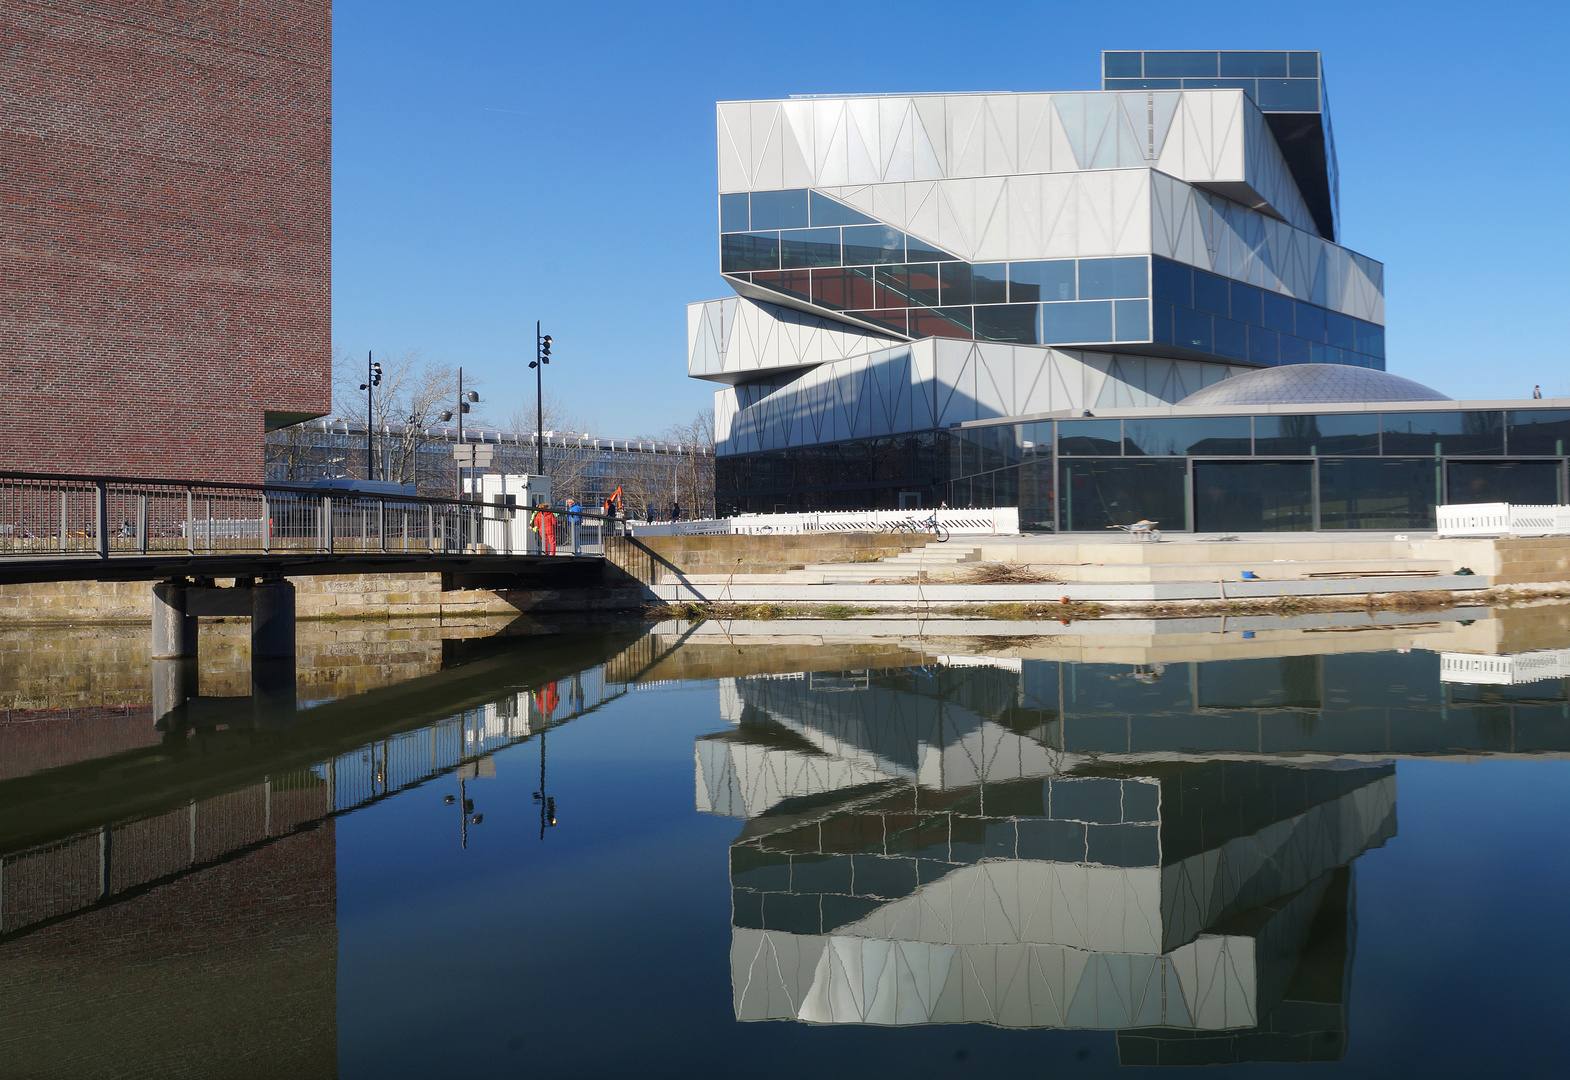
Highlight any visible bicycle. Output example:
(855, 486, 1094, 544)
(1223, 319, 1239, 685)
(892, 514, 950, 542)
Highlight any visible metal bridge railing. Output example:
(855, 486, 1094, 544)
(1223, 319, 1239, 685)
(0, 472, 616, 560)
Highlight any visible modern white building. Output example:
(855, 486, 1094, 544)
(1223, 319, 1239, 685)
(689, 52, 1570, 530)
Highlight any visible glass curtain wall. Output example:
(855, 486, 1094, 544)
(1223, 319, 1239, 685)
(717, 408, 1570, 526)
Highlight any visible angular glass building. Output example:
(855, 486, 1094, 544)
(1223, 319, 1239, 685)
(689, 52, 1566, 530)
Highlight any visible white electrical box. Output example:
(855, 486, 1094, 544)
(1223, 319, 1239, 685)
(473, 474, 552, 552)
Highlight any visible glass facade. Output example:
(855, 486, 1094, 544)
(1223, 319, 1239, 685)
(715, 408, 1570, 530)
(720, 191, 1377, 364)
(1101, 51, 1324, 112)
(1152, 258, 1383, 368)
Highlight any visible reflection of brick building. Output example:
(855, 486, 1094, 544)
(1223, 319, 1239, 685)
(0, 822, 336, 1079)
(1, 2, 331, 481)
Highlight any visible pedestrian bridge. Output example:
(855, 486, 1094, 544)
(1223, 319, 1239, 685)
(0, 471, 625, 663)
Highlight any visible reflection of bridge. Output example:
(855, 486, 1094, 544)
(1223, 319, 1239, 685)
(694, 645, 1570, 1064)
(0, 629, 666, 938)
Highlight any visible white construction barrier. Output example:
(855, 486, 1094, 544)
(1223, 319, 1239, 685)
(1440, 649, 1570, 686)
(630, 506, 1020, 538)
(1436, 503, 1570, 537)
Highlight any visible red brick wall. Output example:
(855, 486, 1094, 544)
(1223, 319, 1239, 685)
(1, 1, 332, 482)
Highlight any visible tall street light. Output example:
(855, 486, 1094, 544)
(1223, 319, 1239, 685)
(528, 323, 552, 477)
(440, 367, 480, 498)
(358, 350, 382, 481)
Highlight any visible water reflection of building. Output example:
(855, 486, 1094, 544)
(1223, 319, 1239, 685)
(698, 659, 1399, 1064)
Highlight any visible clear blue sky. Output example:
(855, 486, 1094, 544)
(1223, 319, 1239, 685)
(331, 0, 1570, 437)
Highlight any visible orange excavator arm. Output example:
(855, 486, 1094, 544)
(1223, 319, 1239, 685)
(602, 486, 623, 516)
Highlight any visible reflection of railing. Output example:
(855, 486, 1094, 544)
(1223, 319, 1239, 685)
(0, 657, 655, 937)
(0, 471, 614, 560)
(1440, 649, 1570, 686)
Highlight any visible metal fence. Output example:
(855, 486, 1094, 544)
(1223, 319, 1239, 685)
(0, 471, 615, 560)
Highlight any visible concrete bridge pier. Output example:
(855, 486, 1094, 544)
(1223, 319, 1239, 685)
(150, 574, 297, 660)
(151, 580, 198, 660)
(152, 657, 199, 730)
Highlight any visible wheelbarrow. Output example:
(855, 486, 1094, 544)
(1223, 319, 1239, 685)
(1108, 520, 1161, 543)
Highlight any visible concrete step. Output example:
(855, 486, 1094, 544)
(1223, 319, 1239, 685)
(1056, 558, 1456, 584)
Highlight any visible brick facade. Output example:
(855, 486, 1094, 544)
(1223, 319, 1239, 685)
(1, 1, 332, 482)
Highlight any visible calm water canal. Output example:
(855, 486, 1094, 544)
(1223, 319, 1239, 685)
(3, 613, 1569, 1078)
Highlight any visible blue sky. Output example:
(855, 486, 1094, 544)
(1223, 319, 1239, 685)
(332, 0, 1570, 438)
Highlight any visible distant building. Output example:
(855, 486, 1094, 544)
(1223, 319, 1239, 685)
(692, 51, 1570, 529)
(267, 419, 714, 517)
(2, 2, 332, 481)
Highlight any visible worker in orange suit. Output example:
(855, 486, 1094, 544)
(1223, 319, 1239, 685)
(532, 500, 557, 555)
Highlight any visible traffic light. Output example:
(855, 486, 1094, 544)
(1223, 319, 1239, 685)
(540, 334, 552, 363)
(371, 362, 382, 386)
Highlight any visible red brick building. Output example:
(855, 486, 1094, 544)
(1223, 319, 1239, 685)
(1, 1, 332, 482)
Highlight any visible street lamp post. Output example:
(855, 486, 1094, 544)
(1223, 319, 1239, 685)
(439, 367, 480, 498)
(528, 323, 552, 477)
(358, 350, 382, 481)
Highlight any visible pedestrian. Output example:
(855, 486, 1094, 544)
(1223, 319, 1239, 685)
(672, 499, 682, 522)
(565, 497, 582, 554)
(531, 499, 557, 555)
(1533, 385, 1543, 399)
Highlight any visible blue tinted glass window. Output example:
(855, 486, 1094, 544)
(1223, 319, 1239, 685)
(1247, 325, 1279, 365)
(1255, 415, 1379, 456)
(906, 234, 959, 262)
(1288, 52, 1319, 78)
(1151, 258, 1192, 305)
(1040, 301, 1114, 343)
(1229, 281, 1262, 326)
(1125, 416, 1251, 456)
(1057, 420, 1123, 456)
(1257, 79, 1320, 111)
(749, 189, 808, 230)
(1181, 78, 1257, 100)
(972, 263, 1008, 305)
(842, 225, 904, 265)
(1173, 307, 1211, 352)
(1382, 412, 1504, 456)
(1114, 300, 1149, 342)
(1104, 78, 1182, 90)
(1103, 52, 1142, 78)
(1220, 52, 1288, 77)
(780, 228, 841, 269)
(1213, 317, 1247, 360)
(1143, 51, 1219, 77)
(1079, 257, 1147, 299)
(1325, 311, 1356, 349)
(1355, 322, 1385, 358)
(1295, 302, 1327, 341)
(974, 304, 1038, 344)
(1151, 301, 1175, 345)
(1278, 334, 1310, 364)
(1010, 261, 1075, 303)
(720, 193, 749, 232)
(721, 232, 779, 273)
(1261, 291, 1295, 333)
(1507, 410, 1570, 455)
(939, 262, 973, 305)
(808, 191, 876, 227)
(1193, 270, 1230, 316)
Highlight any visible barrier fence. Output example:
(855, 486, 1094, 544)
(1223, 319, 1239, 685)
(0, 472, 614, 560)
(629, 506, 1021, 538)
(1436, 502, 1570, 538)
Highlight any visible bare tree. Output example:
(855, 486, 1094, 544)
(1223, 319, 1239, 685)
(492, 391, 597, 505)
(332, 348, 473, 493)
(661, 407, 716, 518)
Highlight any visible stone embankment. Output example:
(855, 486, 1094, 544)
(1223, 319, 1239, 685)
(624, 532, 1570, 617)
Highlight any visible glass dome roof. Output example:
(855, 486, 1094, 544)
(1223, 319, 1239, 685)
(1176, 365, 1451, 408)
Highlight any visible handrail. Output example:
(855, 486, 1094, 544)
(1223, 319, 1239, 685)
(0, 471, 617, 561)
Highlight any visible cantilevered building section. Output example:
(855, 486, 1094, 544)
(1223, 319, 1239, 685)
(690, 51, 1398, 516)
